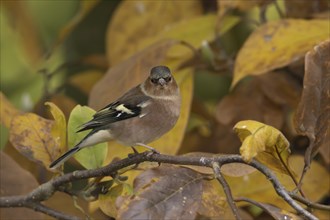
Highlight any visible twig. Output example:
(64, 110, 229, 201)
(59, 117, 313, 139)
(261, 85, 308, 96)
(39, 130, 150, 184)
(1, 196, 79, 220)
(0, 152, 318, 220)
(289, 192, 330, 211)
(213, 162, 242, 220)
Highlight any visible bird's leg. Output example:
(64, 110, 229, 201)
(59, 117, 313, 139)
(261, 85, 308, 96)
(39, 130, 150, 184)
(128, 146, 139, 158)
(136, 143, 160, 154)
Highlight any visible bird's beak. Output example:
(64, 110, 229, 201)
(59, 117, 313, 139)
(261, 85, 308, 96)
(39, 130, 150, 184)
(158, 78, 166, 86)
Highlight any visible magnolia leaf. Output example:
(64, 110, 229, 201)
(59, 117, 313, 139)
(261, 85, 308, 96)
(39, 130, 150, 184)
(45, 102, 67, 156)
(294, 40, 330, 167)
(234, 120, 294, 176)
(0, 152, 45, 219)
(9, 113, 58, 169)
(106, 0, 203, 65)
(68, 105, 107, 169)
(0, 92, 21, 128)
(117, 165, 204, 220)
(232, 19, 329, 87)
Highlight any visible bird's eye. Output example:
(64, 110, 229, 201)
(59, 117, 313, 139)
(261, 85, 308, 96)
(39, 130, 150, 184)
(165, 76, 171, 82)
(151, 78, 158, 84)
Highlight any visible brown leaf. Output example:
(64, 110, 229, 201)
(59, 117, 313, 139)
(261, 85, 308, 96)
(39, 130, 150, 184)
(0, 92, 21, 128)
(217, 0, 272, 18)
(0, 152, 45, 219)
(216, 71, 300, 128)
(284, 0, 329, 18)
(9, 113, 59, 169)
(117, 165, 204, 220)
(294, 40, 330, 167)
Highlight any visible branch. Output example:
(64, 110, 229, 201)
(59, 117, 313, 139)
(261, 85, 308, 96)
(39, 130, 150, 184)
(1, 194, 79, 220)
(0, 152, 318, 220)
(213, 162, 242, 220)
(289, 192, 330, 211)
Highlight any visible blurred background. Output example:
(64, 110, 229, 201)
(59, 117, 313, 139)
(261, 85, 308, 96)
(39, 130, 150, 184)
(1, 0, 329, 219)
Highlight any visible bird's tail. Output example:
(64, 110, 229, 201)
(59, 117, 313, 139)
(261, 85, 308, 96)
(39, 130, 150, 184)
(49, 146, 80, 169)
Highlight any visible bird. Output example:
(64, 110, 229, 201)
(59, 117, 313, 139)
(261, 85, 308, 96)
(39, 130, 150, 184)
(49, 66, 181, 169)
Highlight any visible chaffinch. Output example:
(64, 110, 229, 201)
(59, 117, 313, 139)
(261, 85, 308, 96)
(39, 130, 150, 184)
(50, 66, 181, 169)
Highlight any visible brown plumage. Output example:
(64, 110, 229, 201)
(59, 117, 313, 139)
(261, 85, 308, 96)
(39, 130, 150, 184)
(50, 66, 181, 169)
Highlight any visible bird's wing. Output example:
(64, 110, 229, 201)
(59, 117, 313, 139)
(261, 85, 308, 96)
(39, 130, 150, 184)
(77, 95, 151, 132)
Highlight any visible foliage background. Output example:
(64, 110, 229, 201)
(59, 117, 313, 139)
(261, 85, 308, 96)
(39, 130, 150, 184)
(0, 0, 329, 219)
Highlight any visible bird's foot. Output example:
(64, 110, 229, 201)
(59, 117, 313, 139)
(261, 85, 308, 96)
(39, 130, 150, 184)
(136, 143, 161, 166)
(128, 146, 139, 158)
(136, 143, 160, 154)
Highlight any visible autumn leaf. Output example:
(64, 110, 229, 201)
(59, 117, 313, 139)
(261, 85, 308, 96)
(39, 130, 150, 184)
(234, 120, 295, 176)
(0, 92, 21, 128)
(106, 0, 203, 65)
(68, 105, 108, 169)
(294, 40, 330, 167)
(45, 102, 67, 156)
(284, 0, 328, 18)
(99, 183, 133, 218)
(232, 19, 329, 87)
(0, 152, 45, 219)
(9, 113, 58, 169)
(117, 165, 204, 219)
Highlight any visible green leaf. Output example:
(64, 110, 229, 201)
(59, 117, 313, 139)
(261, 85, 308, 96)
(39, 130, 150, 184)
(68, 105, 107, 169)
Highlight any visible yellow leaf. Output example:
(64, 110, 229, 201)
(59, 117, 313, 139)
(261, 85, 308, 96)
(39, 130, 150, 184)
(142, 14, 217, 59)
(232, 19, 329, 87)
(9, 113, 59, 169)
(106, 0, 203, 65)
(45, 102, 67, 156)
(234, 120, 294, 176)
(99, 183, 133, 218)
(0, 92, 21, 128)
